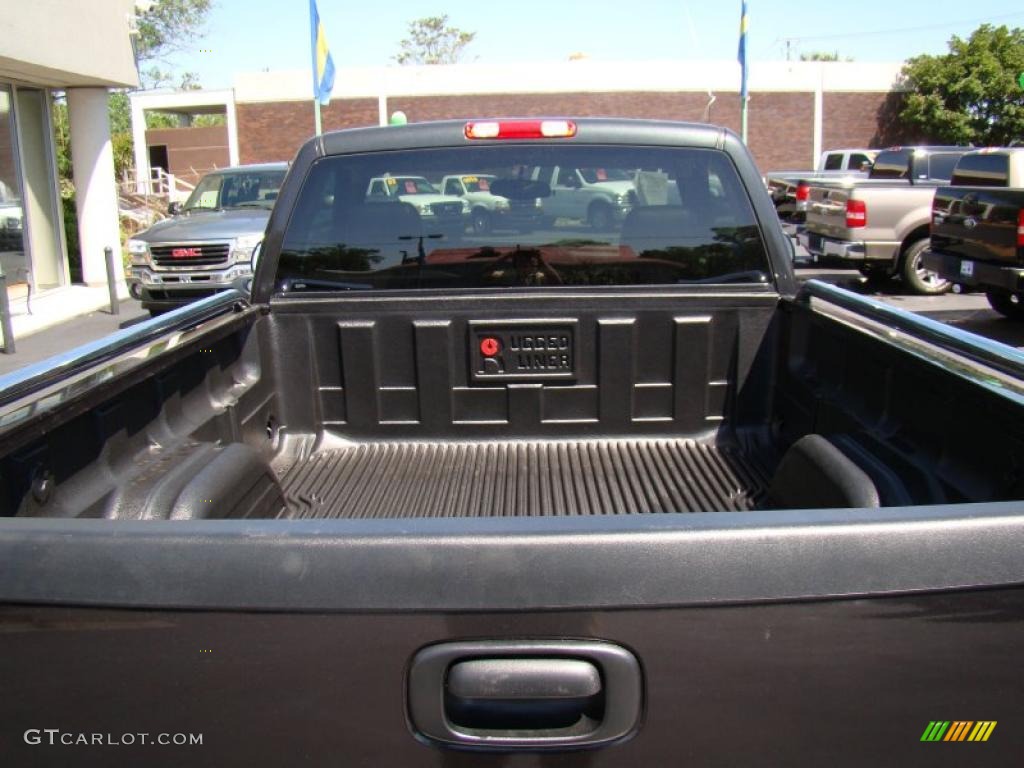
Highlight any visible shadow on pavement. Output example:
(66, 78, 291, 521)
(118, 314, 151, 330)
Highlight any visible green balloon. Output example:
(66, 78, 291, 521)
(1018, 72, 1024, 89)
(389, 111, 408, 126)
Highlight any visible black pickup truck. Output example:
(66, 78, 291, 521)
(2, 119, 1023, 766)
(924, 148, 1024, 318)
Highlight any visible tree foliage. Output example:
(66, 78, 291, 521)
(134, 0, 212, 64)
(899, 24, 1024, 146)
(394, 15, 475, 65)
(799, 51, 851, 62)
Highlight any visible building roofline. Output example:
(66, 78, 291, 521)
(233, 60, 906, 104)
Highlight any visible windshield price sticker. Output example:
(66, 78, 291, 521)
(960, 260, 974, 278)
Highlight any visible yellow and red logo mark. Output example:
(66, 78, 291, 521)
(921, 721, 996, 742)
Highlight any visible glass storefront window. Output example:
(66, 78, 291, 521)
(15, 88, 65, 290)
(0, 87, 28, 295)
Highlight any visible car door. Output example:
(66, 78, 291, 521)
(548, 166, 586, 219)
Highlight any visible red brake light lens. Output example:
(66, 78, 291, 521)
(1017, 209, 1024, 248)
(846, 199, 867, 228)
(465, 120, 577, 140)
(795, 182, 810, 202)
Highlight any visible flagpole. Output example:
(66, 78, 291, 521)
(314, 98, 322, 136)
(738, 0, 749, 144)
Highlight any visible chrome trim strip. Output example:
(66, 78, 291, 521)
(800, 278, 1024, 380)
(0, 290, 250, 411)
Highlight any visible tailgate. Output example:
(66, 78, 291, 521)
(2, 511, 1024, 766)
(932, 187, 1024, 266)
(804, 184, 852, 239)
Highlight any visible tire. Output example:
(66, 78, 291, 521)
(471, 208, 491, 235)
(588, 202, 614, 231)
(986, 290, 1024, 320)
(900, 238, 950, 295)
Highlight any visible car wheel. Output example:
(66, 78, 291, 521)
(986, 290, 1024, 320)
(900, 239, 950, 295)
(471, 209, 491, 235)
(588, 202, 613, 231)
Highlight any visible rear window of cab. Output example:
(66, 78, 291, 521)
(276, 145, 771, 293)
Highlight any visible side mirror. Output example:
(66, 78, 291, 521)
(167, 201, 182, 216)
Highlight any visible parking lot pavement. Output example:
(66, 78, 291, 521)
(0, 299, 148, 377)
(795, 267, 1024, 349)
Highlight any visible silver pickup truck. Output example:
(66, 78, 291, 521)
(127, 163, 287, 314)
(798, 147, 968, 294)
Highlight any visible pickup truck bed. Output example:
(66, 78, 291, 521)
(277, 437, 769, 518)
(3, 120, 1024, 765)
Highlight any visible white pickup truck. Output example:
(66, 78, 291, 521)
(366, 176, 469, 237)
(529, 166, 636, 230)
(440, 174, 544, 234)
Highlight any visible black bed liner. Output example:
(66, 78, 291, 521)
(278, 438, 770, 518)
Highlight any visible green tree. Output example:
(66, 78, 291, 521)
(394, 15, 475, 65)
(800, 51, 852, 62)
(134, 0, 212, 88)
(899, 24, 1024, 146)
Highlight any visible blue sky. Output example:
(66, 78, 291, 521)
(163, 0, 1024, 89)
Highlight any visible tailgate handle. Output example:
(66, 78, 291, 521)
(408, 640, 642, 750)
(446, 659, 601, 732)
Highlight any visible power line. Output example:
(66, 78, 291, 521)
(781, 11, 1024, 45)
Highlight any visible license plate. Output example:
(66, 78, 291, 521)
(960, 260, 975, 278)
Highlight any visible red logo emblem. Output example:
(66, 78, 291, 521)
(480, 337, 501, 357)
(171, 247, 201, 258)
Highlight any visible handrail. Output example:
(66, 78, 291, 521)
(799, 279, 1024, 380)
(0, 290, 249, 409)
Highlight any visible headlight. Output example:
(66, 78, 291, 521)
(461, 201, 471, 214)
(493, 199, 510, 210)
(534, 198, 543, 208)
(127, 239, 148, 264)
(230, 234, 263, 262)
(415, 203, 434, 215)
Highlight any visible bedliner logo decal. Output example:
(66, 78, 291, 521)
(470, 323, 577, 382)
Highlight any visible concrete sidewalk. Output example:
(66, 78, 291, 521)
(5, 283, 131, 340)
(0, 296, 147, 376)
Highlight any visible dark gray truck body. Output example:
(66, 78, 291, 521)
(923, 149, 1024, 318)
(1, 120, 1023, 766)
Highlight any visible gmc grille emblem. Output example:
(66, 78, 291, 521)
(171, 247, 201, 258)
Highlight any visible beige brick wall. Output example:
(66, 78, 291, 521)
(236, 90, 895, 172)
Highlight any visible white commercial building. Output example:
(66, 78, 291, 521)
(0, 0, 138, 299)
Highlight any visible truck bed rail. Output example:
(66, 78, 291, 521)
(0, 290, 250, 410)
(799, 279, 1024, 381)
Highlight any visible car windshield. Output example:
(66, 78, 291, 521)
(579, 168, 633, 183)
(389, 177, 438, 195)
(183, 169, 286, 211)
(276, 145, 770, 292)
(462, 175, 493, 192)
